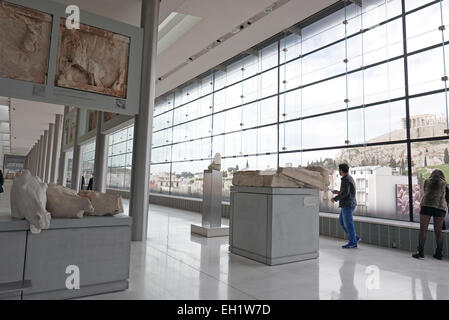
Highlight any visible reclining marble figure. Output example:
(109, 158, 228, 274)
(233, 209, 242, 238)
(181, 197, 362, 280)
(46, 183, 94, 218)
(232, 166, 330, 191)
(78, 190, 124, 216)
(10, 170, 51, 234)
(208, 153, 221, 171)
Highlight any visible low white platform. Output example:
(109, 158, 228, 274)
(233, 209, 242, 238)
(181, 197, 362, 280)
(191, 224, 229, 237)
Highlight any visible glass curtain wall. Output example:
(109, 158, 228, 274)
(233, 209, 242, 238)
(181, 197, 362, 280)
(65, 150, 73, 188)
(80, 141, 95, 190)
(107, 126, 133, 190)
(105, 0, 449, 222)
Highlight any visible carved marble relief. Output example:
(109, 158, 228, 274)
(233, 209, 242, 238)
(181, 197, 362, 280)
(0, 2, 52, 84)
(56, 19, 130, 99)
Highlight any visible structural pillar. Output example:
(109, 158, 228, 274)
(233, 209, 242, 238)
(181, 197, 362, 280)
(71, 108, 81, 191)
(30, 145, 35, 175)
(51, 114, 63, 183)
(37, 135, 44, 179)
(29, 145, 35, 175)
(45, 123, 54, 183)
(40, 130, 48, 181)
(93, 112, 107, 193)
(57, 107, 69, 186)
(129, 0, 160, 241)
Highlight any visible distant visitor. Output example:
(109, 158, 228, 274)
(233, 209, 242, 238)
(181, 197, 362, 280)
(331, 163, 360, 249)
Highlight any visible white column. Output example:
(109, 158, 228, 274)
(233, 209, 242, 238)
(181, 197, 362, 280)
(40, 130, 48, 181)
(45, 123, 54, 183)
(93, 112, 107, 193)
(57, 107, 69, 186)
(51, 114, 63, 183)
(37, 135, 44, 178)
(129, 0, 160, 241)
(71, 109, 81, 191)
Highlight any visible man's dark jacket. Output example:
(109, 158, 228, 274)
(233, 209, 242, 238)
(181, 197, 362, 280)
(334, 174, 357, 208)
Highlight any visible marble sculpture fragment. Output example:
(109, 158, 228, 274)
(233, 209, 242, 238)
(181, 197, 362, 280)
(78, 190, 124, 216)
(56, 19, 130, 98)
(232, 166, 330, 191)
(10, 170, 51, 234)
(208, 153, 221, 171)
(0, 2, 52, 84)
(46, 183, 94, 218)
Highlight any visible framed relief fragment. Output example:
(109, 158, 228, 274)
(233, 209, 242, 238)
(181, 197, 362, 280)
(0, 2, 53, 84)
(56, 19, 130, 99)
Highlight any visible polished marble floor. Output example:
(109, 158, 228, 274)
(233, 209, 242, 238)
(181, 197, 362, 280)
(82, 200, 449, 300)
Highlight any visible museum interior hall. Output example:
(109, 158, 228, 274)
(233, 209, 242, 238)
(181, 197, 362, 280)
(1, 0, 449, 301)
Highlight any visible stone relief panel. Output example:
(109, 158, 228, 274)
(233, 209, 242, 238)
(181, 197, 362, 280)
(0, 2, 52, 84)
(56, 19, 130, 99)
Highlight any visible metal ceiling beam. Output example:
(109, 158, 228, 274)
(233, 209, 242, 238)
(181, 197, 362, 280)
(244, 48, 259, 57)
(286, 26, 301, 36)
(346, 0, 362, 7)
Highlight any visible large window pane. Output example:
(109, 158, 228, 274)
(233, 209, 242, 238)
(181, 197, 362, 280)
(406, 3, 443, 53)
(411, 140, 449, 222)
(408, 47, 446, 95)
(302, 112, 347, 149)
(150, 164, 171, 195)
(364, 101, 407, 143)
(409, 92, 448, 139)
(171, 160, 209, 198)
(302, 41, 346, 85)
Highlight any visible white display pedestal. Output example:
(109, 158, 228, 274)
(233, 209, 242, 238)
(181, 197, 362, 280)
(191, 169, 229, 238)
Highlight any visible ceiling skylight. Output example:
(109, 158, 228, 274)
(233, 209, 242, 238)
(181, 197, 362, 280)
(157, 12, 202, 55)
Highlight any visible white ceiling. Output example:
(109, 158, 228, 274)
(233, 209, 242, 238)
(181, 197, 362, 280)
(10, 99, 64, 156)
(52, 0, 336, 96)
(10, 0, 335, 158)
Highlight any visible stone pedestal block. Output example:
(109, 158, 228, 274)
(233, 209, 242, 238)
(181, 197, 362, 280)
(229, 186, 319, 265)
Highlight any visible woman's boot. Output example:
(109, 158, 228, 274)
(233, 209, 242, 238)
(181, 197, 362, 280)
(412, 246, 424, 259)
(433, 247, 443, 260)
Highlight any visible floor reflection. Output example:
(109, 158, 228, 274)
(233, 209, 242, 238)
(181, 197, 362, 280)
(190, 234, 229, 299)
(82, 202, 449, 300)
(338, 259, 359, 300)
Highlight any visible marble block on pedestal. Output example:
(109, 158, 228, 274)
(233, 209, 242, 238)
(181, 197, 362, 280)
(229, 186, 319, 266)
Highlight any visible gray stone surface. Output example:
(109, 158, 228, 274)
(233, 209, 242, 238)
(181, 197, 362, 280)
(23, 225, 131, 299)
(0, 214, 131, 300)
(229, 186, 319, 265)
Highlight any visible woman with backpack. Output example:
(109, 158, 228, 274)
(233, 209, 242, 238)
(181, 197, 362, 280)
(412, 169, 449, 260)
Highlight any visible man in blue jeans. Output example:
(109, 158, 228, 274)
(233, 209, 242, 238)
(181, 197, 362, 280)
(331, 163, 360, 249)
